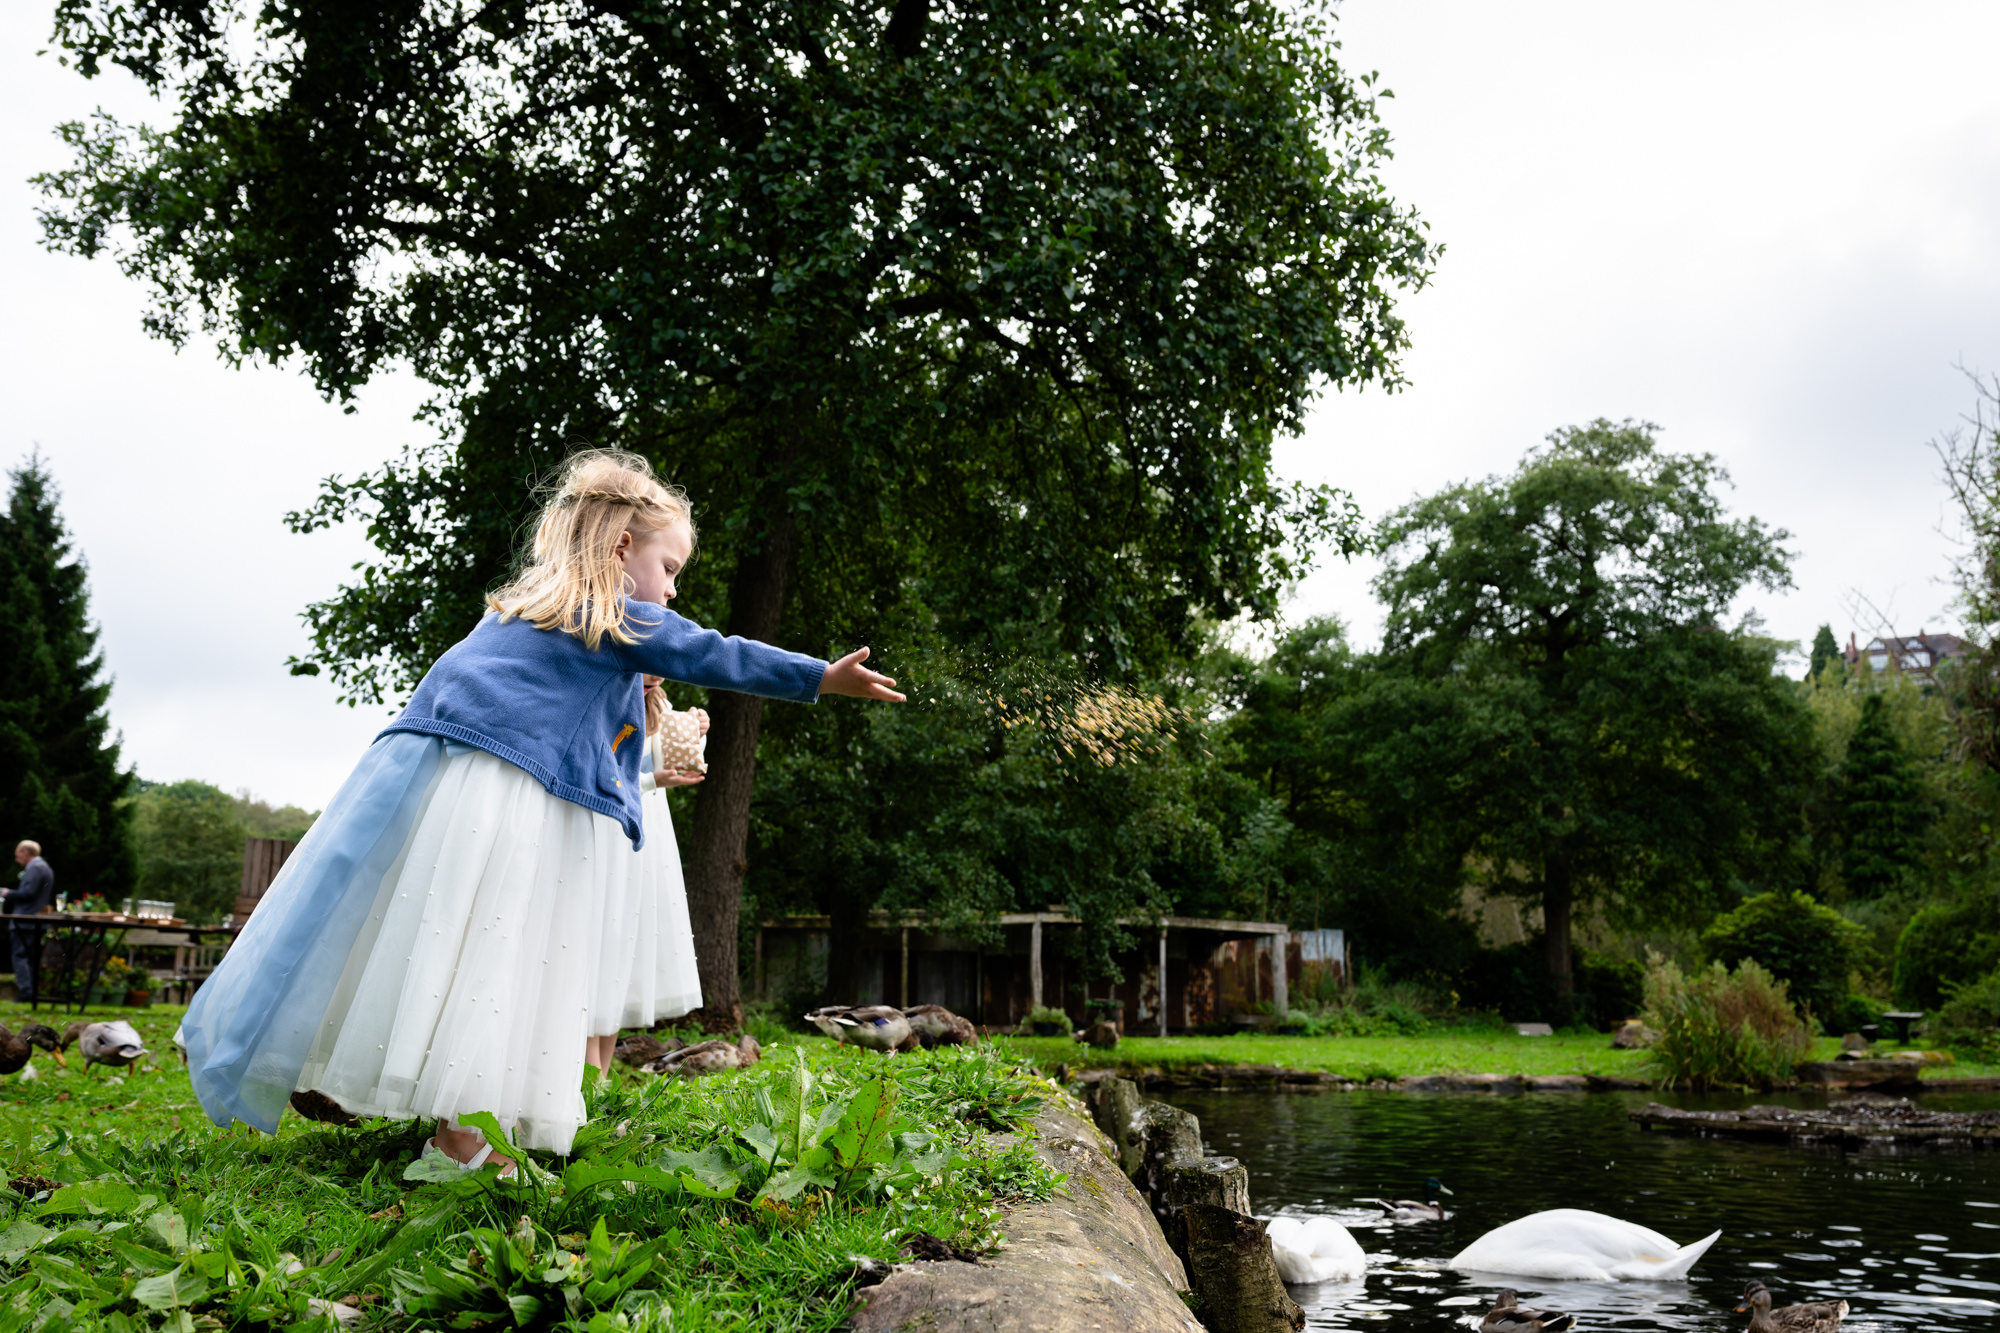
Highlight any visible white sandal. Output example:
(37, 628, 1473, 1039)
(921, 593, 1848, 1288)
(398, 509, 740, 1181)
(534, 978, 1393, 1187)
(424, 1135, 520, 1180)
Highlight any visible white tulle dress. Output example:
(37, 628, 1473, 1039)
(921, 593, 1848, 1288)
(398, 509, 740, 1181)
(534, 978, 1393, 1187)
(288, 742, 622, 1152)
(587, 729, 703, 1034)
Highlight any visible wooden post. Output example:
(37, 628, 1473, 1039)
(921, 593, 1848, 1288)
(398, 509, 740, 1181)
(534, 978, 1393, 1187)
(1159, 929, 1169, 1037)
(1271, 931, 1288, 1018)
(1030, 918, 1043, 1012)
(899, 925, 910, 1009)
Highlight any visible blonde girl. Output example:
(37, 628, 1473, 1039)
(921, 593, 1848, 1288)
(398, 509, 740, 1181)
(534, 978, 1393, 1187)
(179, 451, 900, 1169)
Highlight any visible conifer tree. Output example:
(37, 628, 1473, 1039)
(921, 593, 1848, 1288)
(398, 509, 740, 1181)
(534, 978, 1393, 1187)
(1808, 624, 1842, 681)
(0, 454, 136, 897)
(1839, 691, 1929, 897)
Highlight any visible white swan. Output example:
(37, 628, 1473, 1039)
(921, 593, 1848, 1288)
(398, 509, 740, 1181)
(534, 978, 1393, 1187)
(1265, 1215, 1368, 1282)
(1447, 1208, 1721, 1281)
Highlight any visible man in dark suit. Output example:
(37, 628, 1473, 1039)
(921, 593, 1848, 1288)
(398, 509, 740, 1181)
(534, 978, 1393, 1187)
(5, 841, 54, 1004)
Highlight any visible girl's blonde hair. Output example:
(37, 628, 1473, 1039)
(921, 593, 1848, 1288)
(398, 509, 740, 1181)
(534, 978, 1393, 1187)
(488, 449, 696, 650)
(643, 679, 670, 738)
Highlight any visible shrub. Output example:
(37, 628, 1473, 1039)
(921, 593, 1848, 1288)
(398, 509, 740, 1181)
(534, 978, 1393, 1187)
(1934, 970, 2000, 1058)
(1819, 993, 1882, 1037)
(1894, 899, 2000, 1009)
(1456, 941, 1646, 1029)
(1701, 889, 1868, 1025)
(1641, 953, 1811, 1089)
(1021, 1007, 1073, 1034)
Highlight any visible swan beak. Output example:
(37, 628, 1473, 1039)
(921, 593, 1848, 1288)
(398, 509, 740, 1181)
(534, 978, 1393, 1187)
(49, 1051, 66, 1069)
(1437, 1185, 1455, 1195)
(1733, 1305, 1748, 1314)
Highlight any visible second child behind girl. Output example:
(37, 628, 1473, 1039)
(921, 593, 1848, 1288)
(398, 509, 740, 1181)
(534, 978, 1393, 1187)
(179, 450, 902, 1170)
(585, 678, 705, 1075)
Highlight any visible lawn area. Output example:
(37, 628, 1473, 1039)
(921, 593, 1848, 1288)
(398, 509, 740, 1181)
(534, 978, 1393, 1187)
(0, 1003, 1063, 1331)
(995, 1029, 2000, 1082)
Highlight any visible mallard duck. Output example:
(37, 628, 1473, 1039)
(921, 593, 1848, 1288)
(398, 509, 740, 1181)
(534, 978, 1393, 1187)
(643, 1033, 761, 1075)
(60, 1020, 148, 1073)
(903, 1004, 976, 1047)
(0, 1023, 61, 1076)
(1736, 1280, 1846, 1333)
(1264, 1215, 1367, 1282)
(804, 1005, 913, 1053)
(1481, 1288, 1576, 1333)
(1365, 1176, 1453, 1220)
(1448, 1208, 1720, 1280)
(614, 1033, 683, 1067)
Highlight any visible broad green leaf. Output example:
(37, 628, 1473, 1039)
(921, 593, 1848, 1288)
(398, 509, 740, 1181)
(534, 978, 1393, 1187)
(132, 1267, 209, 1311)
(654, 1144, 742, 1196)
(738, 1121, 781, 1165)
(144, 1208, 189, 1255)
(39, 1178, 138, 1218)
(402, 1154, 468, 1184)
(454, 1111, 518, 1165)
(826, 1078, 899, 1193)
(0, 1220, 48, 1260)
(561, 1162, 684, 1195)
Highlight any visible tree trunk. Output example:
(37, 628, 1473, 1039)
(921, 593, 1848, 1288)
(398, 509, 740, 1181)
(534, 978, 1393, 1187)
(685, 508, 796, 1031)
(1543, 848, 1575, 1004)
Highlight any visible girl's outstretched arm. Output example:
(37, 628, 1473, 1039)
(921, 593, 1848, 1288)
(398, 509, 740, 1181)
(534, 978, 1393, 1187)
(820, 647, 905, 702)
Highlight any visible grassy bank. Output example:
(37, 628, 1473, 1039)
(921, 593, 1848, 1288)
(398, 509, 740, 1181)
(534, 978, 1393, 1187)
(0, 1004, 1062, 1331)
(996, 1030, 2000, 1082)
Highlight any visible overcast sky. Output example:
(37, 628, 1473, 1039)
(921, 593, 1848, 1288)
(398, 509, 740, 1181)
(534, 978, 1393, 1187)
(4, 2, 1999, 810)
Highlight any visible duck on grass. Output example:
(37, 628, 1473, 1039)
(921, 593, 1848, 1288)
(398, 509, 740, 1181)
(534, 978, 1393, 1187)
(0, 1007, 1062, 1329)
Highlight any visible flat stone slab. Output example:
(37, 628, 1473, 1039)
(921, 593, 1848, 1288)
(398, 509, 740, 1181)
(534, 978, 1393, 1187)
(1797, 1060, 1925, 1088)
(849, 1098, 1200, 1333)
(1631, 1099, 2000, 1148)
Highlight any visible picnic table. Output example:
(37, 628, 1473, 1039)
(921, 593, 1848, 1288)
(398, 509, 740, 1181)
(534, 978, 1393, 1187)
(16, 912, 240, 1015)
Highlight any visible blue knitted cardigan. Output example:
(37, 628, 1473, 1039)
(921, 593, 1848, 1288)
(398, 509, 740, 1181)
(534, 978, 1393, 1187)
(380, 603, 826, 849)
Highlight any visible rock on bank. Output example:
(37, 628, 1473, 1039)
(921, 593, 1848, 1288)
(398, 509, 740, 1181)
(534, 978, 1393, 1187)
(849, 1096, 1201, 1333)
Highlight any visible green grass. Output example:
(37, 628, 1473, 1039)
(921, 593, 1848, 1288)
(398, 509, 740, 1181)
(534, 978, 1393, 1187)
(997, 1030, 2000, 1082)
(0, 1003, 1065, 1331)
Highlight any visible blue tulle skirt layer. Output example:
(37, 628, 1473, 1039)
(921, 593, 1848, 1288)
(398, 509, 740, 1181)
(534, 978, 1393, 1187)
(180, 733, 642, 1152)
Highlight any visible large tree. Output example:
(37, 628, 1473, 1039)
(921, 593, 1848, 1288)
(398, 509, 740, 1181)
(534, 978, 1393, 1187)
(1374, 421, 1812, 1003)
(0, 455, 136, 899)
(38, 0, 1431, 1019)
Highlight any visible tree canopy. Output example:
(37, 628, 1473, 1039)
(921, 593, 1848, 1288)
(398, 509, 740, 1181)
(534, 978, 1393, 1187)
(0, 455, 135, 899)
(38, 0, 1434, 1018)
(1372, 420, 1809, 1005)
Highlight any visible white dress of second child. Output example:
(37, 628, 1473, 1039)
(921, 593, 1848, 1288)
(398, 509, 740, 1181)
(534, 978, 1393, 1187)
(588, 723, 704, 1033)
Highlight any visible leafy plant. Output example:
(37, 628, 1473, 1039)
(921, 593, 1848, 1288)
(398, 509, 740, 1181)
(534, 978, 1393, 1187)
(391, 1216, 668, 1330)
(1021, 1008, 1073, 1035)
(1895, 898, 2000, 1009)
(1701, 889, 1869, 1028)
(1935, 970, 2000, 1059)
(1641, 954, 1811, 1089)
(646, 1050, 966, 1212)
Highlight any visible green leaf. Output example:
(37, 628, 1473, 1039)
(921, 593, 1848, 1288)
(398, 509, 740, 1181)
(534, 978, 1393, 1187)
(559, 1162, 684, 1195)
(0, 1220, 48, 1261)
(737, 1121, 781, 1166)
(826, 1078, 899, 1194)
(654, 1144, 742, 1198)
(144, 1208, 189, 1256)
(39, 1178, 139, 1218)
(132, 1267, 209, 1311)
(455, 1111, 518, 1166)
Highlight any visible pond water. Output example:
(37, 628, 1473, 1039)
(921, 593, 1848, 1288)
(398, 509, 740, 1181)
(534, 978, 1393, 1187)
(1163, 1088, 2000, 1331)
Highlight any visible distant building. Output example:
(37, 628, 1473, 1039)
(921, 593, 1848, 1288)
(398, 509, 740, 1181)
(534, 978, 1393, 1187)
(1844, 630, 1966, 688)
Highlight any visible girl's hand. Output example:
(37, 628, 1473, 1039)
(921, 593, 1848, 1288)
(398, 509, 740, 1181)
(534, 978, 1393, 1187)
(656, 768, 705, 788)
(819, 647, 906, 702)
(694, 707, 710, 735)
